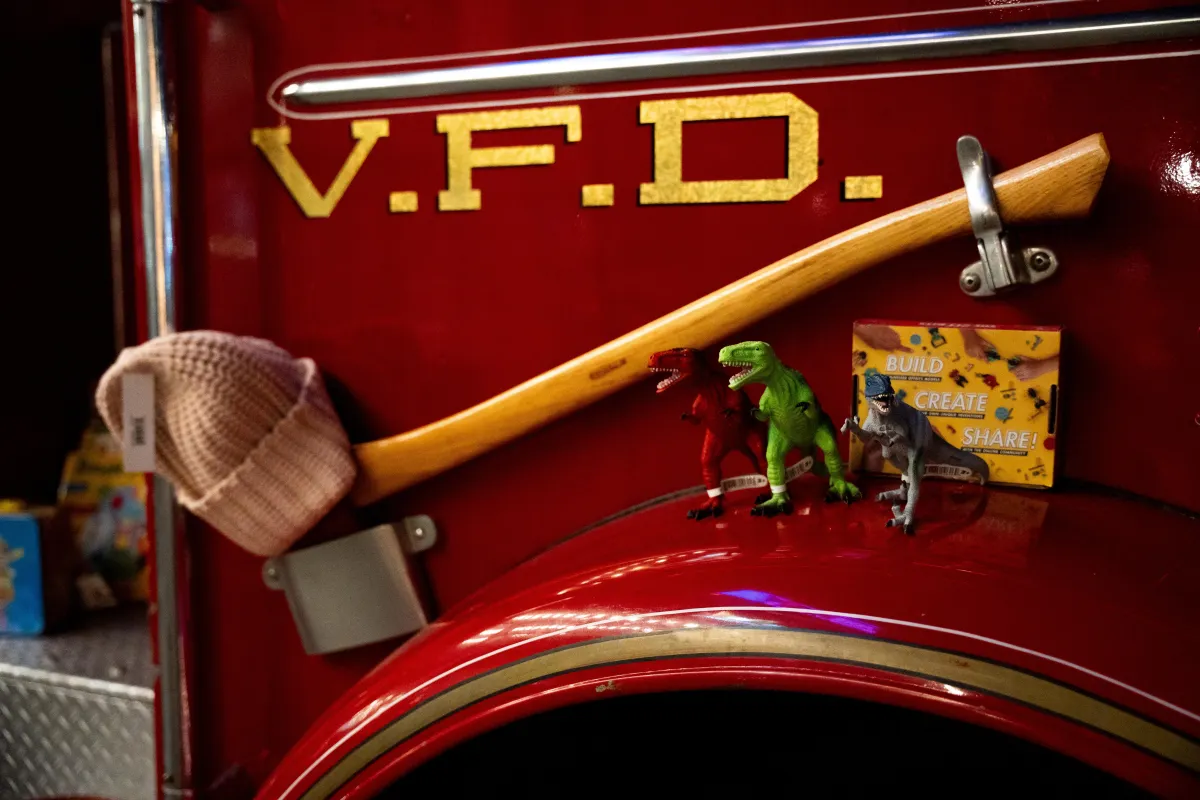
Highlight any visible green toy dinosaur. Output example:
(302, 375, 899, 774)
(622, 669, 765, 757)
(718, 341, 861, 515)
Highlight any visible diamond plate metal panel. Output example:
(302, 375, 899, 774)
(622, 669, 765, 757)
(0, 609, 156, 690)
(0, 609, 155, 800)
(0, 678, 154, 800)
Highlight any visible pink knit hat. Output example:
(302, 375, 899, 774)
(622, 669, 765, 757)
(95, 331, 356, 557)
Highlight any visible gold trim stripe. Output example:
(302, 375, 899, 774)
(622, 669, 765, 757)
(302, 628, 1199, 797)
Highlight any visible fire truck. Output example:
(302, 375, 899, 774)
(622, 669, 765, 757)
(99, 0, 1200, 796)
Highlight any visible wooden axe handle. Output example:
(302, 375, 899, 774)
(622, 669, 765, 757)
(352, 133, 1109, 506)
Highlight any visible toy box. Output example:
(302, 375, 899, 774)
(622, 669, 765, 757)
(58, 417, 150, 607)
(0, 508, 75, 634)
(850, 320, 1062, 488)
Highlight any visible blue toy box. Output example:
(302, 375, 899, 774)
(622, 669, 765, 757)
(0, 509, 73, 635)
(0, 513, 46, 634)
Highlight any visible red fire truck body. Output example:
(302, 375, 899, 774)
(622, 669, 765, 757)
(118, 0, 1200, 796)
(259, 490, 1200, 798)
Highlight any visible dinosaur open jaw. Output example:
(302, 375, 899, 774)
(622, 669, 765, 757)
(650, 367, 683, 392)
(722, 360, 755, 388)
(871, 394, 895, 415)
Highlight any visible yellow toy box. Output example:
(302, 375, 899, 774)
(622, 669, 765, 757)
(850, 320, 1061, 488)
(57, 416, 150, 606)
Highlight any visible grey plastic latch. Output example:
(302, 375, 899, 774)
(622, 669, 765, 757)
(263, 520, 433, 655)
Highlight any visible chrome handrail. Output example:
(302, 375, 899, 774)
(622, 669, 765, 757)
(281, 7, 1200, 105)
(131, 0, 186, 797)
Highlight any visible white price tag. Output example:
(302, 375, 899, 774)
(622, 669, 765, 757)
(924, 464, 976, 481)
(718, 456, 814, 494)
(121, 373, 156, 473)
(784, 457, 814, 482)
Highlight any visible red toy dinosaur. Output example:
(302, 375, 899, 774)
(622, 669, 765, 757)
(649, 348, 768, 519)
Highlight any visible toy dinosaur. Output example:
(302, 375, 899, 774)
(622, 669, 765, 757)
(842, 374, 989, 535)
(717, 341, 860, 516)
(648, 348, 768, 519)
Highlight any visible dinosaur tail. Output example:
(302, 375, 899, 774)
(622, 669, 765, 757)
(926, 433, 990, 484)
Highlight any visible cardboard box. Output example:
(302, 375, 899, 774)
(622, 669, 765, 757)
(850, 320, 1061, 488)
(58, 418, 150, 607)
(0, 508, 75, 634)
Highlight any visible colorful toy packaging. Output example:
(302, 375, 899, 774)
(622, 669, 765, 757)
(0, 515, 36, 632)
(850, 320, 1061, 488)
(0, 507, 74, 634)
(58, 416, 150, 607)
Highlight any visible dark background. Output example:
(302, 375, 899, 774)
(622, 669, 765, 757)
(1, 0, 126, 504)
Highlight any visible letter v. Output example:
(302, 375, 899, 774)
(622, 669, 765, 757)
(251, 119, 389, 218)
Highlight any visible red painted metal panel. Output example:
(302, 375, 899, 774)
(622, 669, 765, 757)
(259, 482, 1200, 798)
(148, 0, 1200, 789)
(341, 667, 1193, 798)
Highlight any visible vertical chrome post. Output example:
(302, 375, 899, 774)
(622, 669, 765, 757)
(131, 0, 185, 796)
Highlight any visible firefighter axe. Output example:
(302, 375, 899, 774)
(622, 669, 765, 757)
(351, 133, 1109, 506)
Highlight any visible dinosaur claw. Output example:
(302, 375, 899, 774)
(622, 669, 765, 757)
(751, 501, 792, 518)
(887, 509, 916, 535)
(688, 492, 727, 520)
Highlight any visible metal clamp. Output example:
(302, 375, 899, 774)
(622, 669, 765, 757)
(263, 517, 437, 654)
(957, 135, 1058, 297)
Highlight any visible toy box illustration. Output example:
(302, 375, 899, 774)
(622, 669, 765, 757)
(58, 417, 150, 607)
(850, 320, 1061, 488)
(0, 514, 45, 634)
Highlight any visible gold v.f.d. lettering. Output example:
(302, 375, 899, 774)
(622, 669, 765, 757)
(251, 119, 390, 218)
(253, 94, 826, 216)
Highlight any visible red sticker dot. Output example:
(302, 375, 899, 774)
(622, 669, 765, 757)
(1043, 436, 1056, 451)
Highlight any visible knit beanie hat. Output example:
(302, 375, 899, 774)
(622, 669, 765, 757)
(95, 331, 356, 557)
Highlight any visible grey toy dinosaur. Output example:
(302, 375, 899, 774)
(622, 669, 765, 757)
(842, 374, 988, 535)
